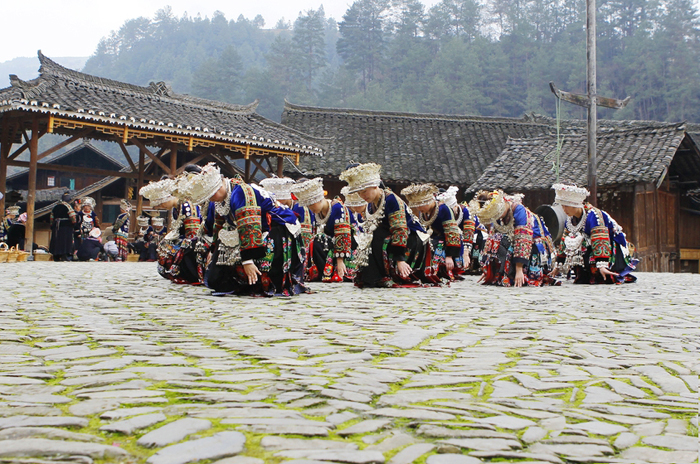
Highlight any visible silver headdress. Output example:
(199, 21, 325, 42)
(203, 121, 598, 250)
(552, 183, 589, 208)
(175, 163, 224, 204)
(81, 196, 96, 210)
(436, 186, 459, 209)
(339, 163, 382, 194)
(259, 177, 296, 201)
(401, 183, 439, 208)
(291, 178, 325, 207)
(341, 186, 367, 208)
(140, 178, 176, 207)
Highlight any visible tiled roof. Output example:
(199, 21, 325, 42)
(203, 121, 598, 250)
(281, 102, 551, 185)
(7, 141, 124, 181)
(0, 51, 324, 156)
(468, 123, 695, 192)
(19, 187, 75, 203)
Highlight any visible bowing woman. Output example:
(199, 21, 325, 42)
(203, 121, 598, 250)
(551, 183, 637, 284)
(471, 190, 558, 287)
(291, 178, 353, 282)
(339, 163, 428, 288)
(402, 183, 462, 282)
(177, 163, 307, 297)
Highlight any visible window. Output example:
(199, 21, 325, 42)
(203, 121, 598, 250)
(47, 176, 55, 187)
(102, 205, 120, 224)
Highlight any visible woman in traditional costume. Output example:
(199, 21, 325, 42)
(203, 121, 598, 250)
(402, 183, 462, 282)
(1, 205, 19, 245)
(292, 178, 353, 282)
(471, 190, 557, 287)
(140, 176, 203, 284)
(259, 177, 314, 256)
(179, 163, 307, 297)
(341, 186, 366, 278)
(340, 163, 428, 288)
(48, 194, 77, 261)
(111, 200, 131, 262)
(436, 186, 485, 275)
(75, 197, 100, 253)
(551, 183, 637, 284)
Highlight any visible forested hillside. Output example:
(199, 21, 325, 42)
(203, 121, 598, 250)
(83, 1, 700, 123)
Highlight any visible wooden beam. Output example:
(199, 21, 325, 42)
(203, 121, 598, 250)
(176, 153, 207, 174)
(25, 117, 39, 254)
(129, 138, 170, 173)
(277, 156, 284, 177)
(0, 120, 11, 215)
(8, 141, 29, 161)
(137, 149, 145, 217)
(170, 142, 178, 176)
(250, 157, 271, 178)
(7, 160, 160, 180)
(37, 128, 94, 162)
(117, 141, 137, 172)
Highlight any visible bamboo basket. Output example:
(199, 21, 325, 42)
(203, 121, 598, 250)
(0, 243, 9, 263)
(34, 252, 53, 261)
(126, 253, 140, 262)
(6, 245, 19, 263)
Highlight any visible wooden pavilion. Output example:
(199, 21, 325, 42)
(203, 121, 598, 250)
(0, 52, 325, 254)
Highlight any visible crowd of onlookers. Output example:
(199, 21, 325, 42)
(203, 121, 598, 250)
(1, 193, 163, 262)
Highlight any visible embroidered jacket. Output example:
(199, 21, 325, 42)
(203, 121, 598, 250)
(458, 204, 478, 249)
(0, 217, 12, 242)
(316, 202, 352, 258)
(216, 181, 299, 261)
(292, 203, 314, 251)
(375, 190, 424, 261)
(173, 201, 201, 239)
(425, 203, 461, 258)
(558, 203, 628, 265)
(113, 213, 129, 239)
(76, 211, 100, 239)
(50, 201, 77, 226)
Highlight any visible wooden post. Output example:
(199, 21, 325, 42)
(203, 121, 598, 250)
(0, 120, 11, 216)
(587, 0, 598, 207)
(137, 148, 145, 218)
(168, 143, 178, 229)
(25, 117, 39, 254)
(277, 156, 284, 177)
(245, 159, 251, 183)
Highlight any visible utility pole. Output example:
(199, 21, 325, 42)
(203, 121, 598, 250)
(550, 0, 630, 207)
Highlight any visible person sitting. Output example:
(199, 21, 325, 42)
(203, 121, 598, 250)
(102, 235, 119, 261)
(77, 227, 104, 261)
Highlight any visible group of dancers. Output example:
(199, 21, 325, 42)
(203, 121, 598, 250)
(138, 161, 637, 297)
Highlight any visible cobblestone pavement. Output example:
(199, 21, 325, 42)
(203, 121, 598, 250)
(0, 263, 698, 464)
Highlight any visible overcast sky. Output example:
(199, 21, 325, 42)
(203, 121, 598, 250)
(3, 0, 699, 63)
(0, 0, 435, 63)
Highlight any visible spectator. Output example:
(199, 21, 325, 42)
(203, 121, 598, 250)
(77, 227, 104, 261)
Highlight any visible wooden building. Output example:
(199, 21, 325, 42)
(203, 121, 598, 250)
(0, 52, 325, 254)
(281, 102, 551, 198)
(468, 123, 700, 273)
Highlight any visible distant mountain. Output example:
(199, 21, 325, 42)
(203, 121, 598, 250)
(0, 56, 88, 87)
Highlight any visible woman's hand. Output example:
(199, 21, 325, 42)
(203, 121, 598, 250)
(445, 256, 454, 272)
(514, 264, 525, 287)
(336, 258, 346, 280)
(396, 261, 412, 279)
(244, 262, 262, 285)
(463, 252, 471, 269)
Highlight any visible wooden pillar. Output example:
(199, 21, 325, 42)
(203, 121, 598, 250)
(245, 158, 251, 183)
(277, 156, 284, 177)
(136, 148, 145, 217)
(25, 117, 39, 254)
(0, 120, 11, 216)
(168, 143, 178, 229)
(586, 0, 598, 207)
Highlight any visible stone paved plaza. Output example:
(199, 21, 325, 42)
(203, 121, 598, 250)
(0, 263, 698, 464)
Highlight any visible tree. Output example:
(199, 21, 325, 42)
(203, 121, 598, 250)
(191, 45, 244, 103)
(337, 0, 391, 91)
(292, 8, 328, 91)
